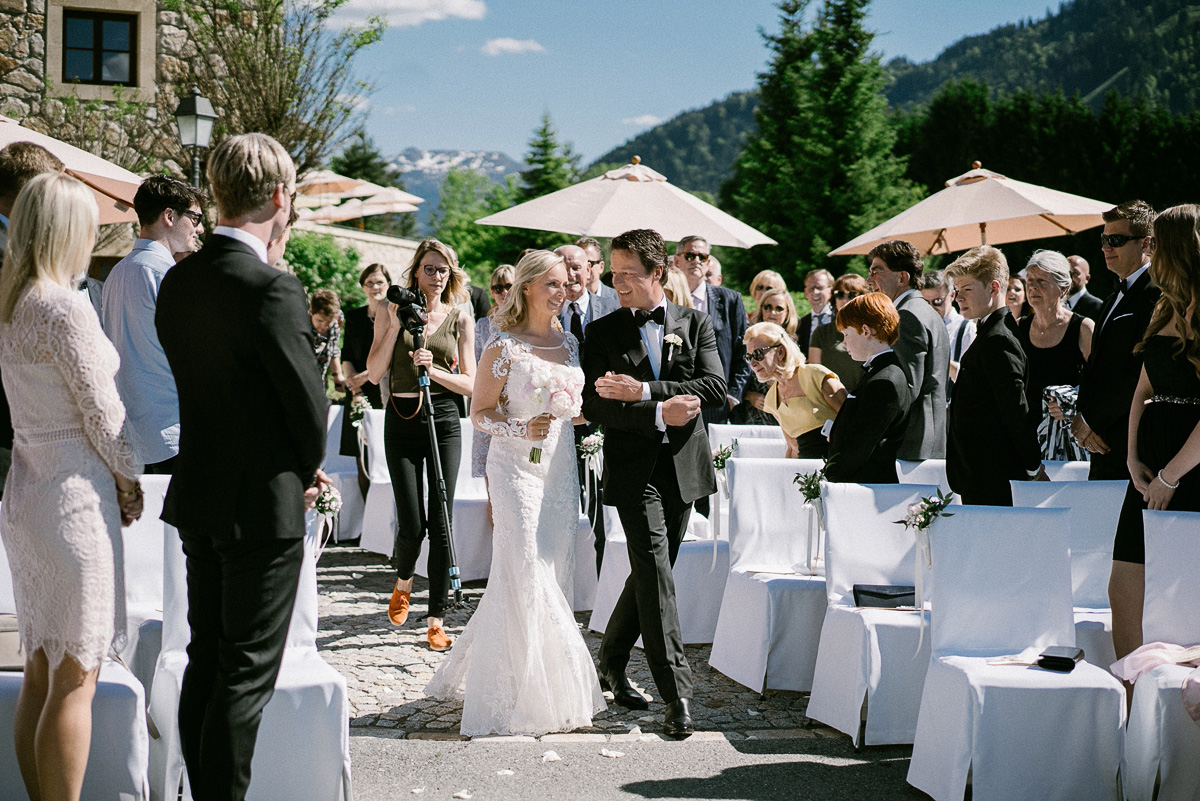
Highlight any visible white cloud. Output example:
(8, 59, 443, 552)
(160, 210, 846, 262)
(480, 38, 546, 56)
(621, 114, 665, 127)
(332, 0, 487, 28)
(336, 93, 371, 112)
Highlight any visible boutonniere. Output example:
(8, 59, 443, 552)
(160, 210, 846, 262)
(664, 333, 682, 361)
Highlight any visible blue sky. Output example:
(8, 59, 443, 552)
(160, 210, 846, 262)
(342, 1, 1066, 164)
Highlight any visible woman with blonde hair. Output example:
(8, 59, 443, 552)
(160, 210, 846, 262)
(743, 321, 846, 458)
(663, 268, 693, 308)
(0, 172, 143, 800)
(426, 249, 605, 736)
(751, 288, 799, 339)
(749, 269, 787, 307)
(367, 238, 475, 651)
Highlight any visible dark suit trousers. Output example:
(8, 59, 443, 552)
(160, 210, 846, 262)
(598, 442, 693, 704)
(1089, 429, 1131, 481)
(177, 531, 304, 801)
(574, 422, 606, 576)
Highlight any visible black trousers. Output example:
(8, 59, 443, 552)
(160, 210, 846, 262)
(384, 394, 461, 619)
(598, 442, 693, 704)
(177, 531, 304, 801)
(574, 422, 606, 576)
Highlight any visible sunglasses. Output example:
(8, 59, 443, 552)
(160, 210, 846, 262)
(175, 208, 203, 224)
(832, 290, 863, 300)
(422, 265, 450, 277)
(754, 284, 776, 293)
(681, 252, 709, 262)
(587, 259, 603, 268)
(745, 344, 781, 363)
(760, 304, 786, 314)
(927, 297, 947, 307)
(491, 283, 512, 292)
(1100, 233, 1144, 248)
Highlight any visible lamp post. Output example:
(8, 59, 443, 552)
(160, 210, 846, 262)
(173, 86, 217, 188)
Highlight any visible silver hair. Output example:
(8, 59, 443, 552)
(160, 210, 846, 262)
(1024, 249, 1072, 299)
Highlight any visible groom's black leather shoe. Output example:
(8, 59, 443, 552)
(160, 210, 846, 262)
(598, 670, 649, 710)
(663, 699, 694, 738)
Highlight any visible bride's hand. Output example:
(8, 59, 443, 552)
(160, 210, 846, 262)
(525, 413, 554, 443)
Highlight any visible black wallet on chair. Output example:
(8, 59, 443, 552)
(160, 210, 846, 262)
(852, 584, 916, 608)
(1037, 646, 1085, 672)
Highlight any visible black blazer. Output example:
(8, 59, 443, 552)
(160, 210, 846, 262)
(893, 290, 950, 459)
(702, 284, 751, 422)
(1071, 289, 1104, 322)
(1076, 269, 1160, 461)
(156, 235, 328, 540)
(582, 302, 726, 505)
(946, 308, 1042, 504)
(825, 350, 911, 484)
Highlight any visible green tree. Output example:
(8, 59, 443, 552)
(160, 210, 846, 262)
(285, 230, 364, 308)
(518, 113, 580, 202)
(430, 167, 524, 283)
(724, 0, 921, 285)
(331, 128, 418, 238)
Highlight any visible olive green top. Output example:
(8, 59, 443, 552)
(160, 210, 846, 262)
(390, 310, 460, 394)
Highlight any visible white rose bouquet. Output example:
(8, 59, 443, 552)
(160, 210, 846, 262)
(522, 364, 584, 464)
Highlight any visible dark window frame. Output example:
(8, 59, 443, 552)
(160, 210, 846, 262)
(61, 9, 138, 87)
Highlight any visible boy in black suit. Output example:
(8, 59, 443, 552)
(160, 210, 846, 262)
(945, 246, 1047, 505)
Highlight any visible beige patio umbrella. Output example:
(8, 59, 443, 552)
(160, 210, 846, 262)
(475, 157, 777, 248)
(0, 114, 140, 225)
(830, 162, 1112, 256)
(296, 169, 365, 196)
(299, 192, 419, 224)
(331, 182, 423, 206)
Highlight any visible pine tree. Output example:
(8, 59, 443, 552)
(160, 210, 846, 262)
(330, 128, 418, 238)
(518, 113, 581, 202)
(725, 0, 921, 284)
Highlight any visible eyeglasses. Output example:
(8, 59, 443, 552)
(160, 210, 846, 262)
(745, 344, 781, 363)
(832, 290, 863, 300)
(587, 259, 603, 268)
(754, 284, 776, 293)
(1100, 233, 1144, 248)
(926, 297, 946, 307)
(175, 209, 203, 225)
(681, 252, 709, 262)
(760, 304, 786, 314)
(491, 283, 512, 293)
(422, 265, 450, 277)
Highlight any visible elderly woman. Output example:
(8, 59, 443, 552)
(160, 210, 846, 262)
(743, 322, 846, 458)
(809, 273, 869, 393)
(825, 293, 913, 483)
(1015, 250, 1095, 461)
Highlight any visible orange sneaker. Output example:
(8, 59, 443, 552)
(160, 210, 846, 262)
(427, 625, 452, 651)
(388, 586, 411, 626)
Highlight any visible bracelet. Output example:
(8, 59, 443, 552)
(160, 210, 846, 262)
(1156, 470, 1181, 490)
(117, 485, 142, 499)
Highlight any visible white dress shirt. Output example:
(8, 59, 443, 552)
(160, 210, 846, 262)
(636, 299, 669, 432)
(690, 283, 708, 315)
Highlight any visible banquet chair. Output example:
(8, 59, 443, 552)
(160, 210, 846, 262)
(895, 459, 950, 493)
(414, 416, 493, 582)
(706, 424, 786, 539)
(321, 404, 366, 542)
(907, 506, 1125, 801)
(357, 408, 395, 556)
(1042, 460, 1091, 481)
(807, 483, 943, 746)
(1010, 480, 1126, 669)
(147, 514, 352, 801)
(707, 458, 827, 692)
(1123, 509, 1200, 801)
(119, 474, 171, 698)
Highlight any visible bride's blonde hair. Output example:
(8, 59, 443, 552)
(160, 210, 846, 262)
(0, 172, 97, 323)
(492, 250, 567, 332)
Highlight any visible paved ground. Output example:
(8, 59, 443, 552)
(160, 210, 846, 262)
(316, 543, 920, 799)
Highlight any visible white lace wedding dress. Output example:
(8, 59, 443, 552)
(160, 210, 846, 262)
(425, 331, 605, 736)
(0, 282, 141, 671)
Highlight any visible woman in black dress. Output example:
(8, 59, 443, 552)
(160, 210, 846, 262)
(1016, 250, 1095, 460)
(339, 264, 392, 493)
(1112, 204, 1200, 660)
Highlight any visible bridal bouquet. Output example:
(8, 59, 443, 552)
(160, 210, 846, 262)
(523, 364, 584, 464)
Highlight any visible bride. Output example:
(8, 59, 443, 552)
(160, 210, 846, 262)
(425, 250, 606, 736)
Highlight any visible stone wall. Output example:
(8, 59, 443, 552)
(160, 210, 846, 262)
(0, 0, 48, 121)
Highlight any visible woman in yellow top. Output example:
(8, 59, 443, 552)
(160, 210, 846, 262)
(744, 321, 847, 458)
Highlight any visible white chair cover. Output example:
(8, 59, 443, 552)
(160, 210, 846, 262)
(732, 438, 787, 458)
(414, 417, 493, 582)
(1043, 460, 1091, 481)
(707, 424, 785, 452)
(357, 409, 395, 556)
(706, 424, 786, 542)
(807, 483, 941, 745)
(1124, 510, 1200, 801)
(908, 506, 1125, 801)
(322, 405, 365, 542)
(119, 475, 170, 697)
(895, 459, 950, 492)
(1011, 480, 1125, 669)
(707, 459, 827, 693)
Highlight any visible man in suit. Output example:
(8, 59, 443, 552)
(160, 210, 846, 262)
(944, 246, 1047, 505)
(919, 269, 975, 384)
(156, 133, 329, 801)
(704, 255, 724, 286)
(1066, 255, 1104, 321)
(102, 175, 207, 474)
(867, 240, 950, 460)
(796, 268, 835, 354)
(576, 236, 619, 304)
(673, 235, 751, 426)
(582, 229, 726, 738)
(556, 244, 620, 574)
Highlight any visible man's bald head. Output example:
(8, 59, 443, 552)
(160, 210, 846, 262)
(555, 244, 588, 301)
(1067, 255, 1090, 294)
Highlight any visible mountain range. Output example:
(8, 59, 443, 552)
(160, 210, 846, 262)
(387, 147, 525, 229)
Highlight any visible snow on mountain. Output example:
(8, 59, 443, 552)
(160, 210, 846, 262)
(387, 148, 525, 231)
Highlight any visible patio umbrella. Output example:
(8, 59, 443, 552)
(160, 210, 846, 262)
(830, 163, 1112, 256)
(331, 182, 423, 206)
(299, 193, 419, 224)
(0, 114, 140, 225)
(475, 157, 776, 248)
(297, 169, 365, 196)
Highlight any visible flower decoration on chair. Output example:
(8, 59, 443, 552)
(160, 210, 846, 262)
(795, 461, 832, 574)
(895, 488, 954, 650)
(712, 440, 737, 472)
(313, 484, 343, 560)
(348, 393, 372, 428)
(523, 363, 584, 464)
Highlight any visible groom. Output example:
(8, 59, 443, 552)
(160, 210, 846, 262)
(581, 228, 726, 737)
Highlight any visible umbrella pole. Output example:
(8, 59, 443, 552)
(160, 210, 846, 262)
(980, 221, 987, 246)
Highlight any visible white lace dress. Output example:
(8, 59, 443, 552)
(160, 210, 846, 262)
(425, 331, 606, 736)
(0, 282, 141, 671)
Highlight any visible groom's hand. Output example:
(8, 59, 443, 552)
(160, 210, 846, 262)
(661, 395, 701, 427)
(595, 372, 643, 402)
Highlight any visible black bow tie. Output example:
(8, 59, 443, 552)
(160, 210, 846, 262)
(634, 307, 666, 327)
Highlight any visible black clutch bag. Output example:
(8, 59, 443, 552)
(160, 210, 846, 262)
(1037, 646, 1084, 672)
(852, 584, 916, 608)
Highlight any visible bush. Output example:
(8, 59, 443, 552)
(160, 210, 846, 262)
(285, 230, 364, 308)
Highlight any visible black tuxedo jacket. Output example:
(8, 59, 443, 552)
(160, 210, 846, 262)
(1071, 289, 1104, 322)
(1076, 269, 1160, 468)
(826, 351, 911, 484)
(582, 302, 726, 505)
(156, 235, 328, 540)
(946, 308, 1041, 503)
(703, 284, 751, 408)
(893, 290, 950, 459)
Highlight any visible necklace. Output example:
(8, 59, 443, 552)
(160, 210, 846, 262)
(1033, 313, 1067, 336)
